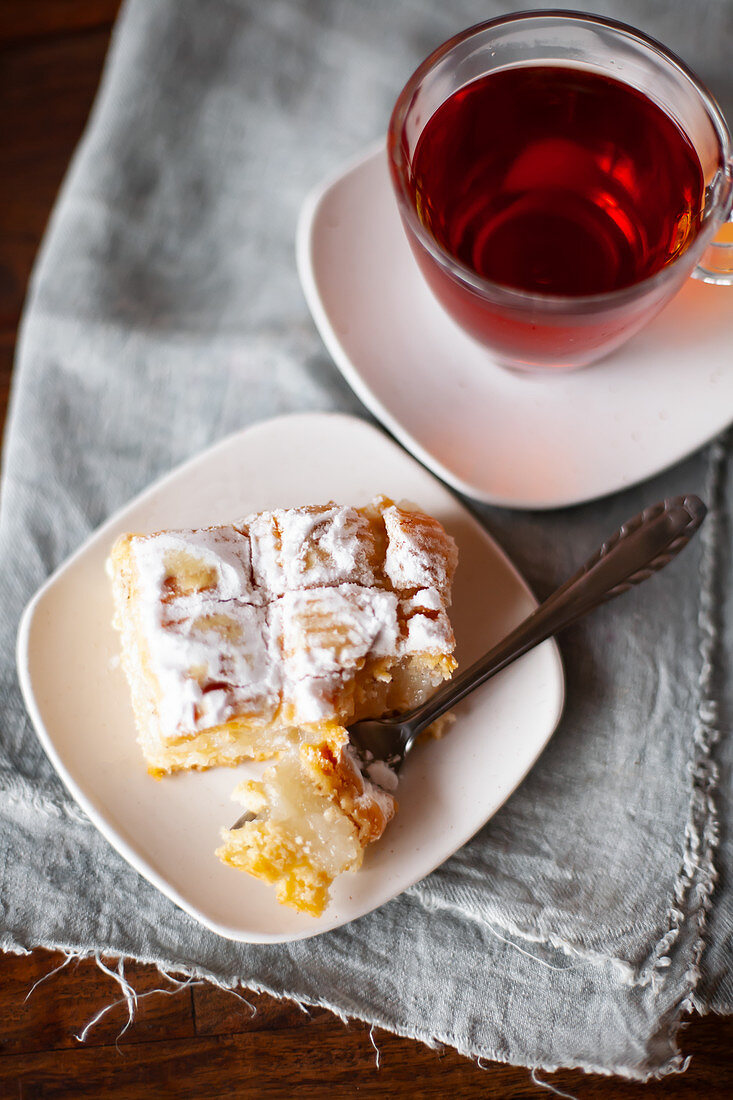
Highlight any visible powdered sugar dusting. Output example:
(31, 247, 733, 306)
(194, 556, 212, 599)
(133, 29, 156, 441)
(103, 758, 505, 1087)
(343, 746, 399, 817)
(246, 504, 377, 595)
(365, 758, 399, 792)
(115, 500, 457, 741)
(383, 505, 458, 599)
(133, 527, 257, 604)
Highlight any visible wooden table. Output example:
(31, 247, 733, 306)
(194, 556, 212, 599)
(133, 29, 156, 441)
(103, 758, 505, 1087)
(1, 4, 731, 1096)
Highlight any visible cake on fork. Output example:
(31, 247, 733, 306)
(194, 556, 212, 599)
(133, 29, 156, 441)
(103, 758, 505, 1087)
(109, 496, 458, 914)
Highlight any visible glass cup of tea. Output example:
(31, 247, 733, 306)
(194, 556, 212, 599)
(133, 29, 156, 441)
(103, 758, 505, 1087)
(388, 12, 733, 371)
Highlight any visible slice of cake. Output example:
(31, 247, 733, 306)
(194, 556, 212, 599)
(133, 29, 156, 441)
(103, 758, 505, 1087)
(217, 723, 397, 916)
(109, 497, 458, 777)
(109, 495, 458, 915)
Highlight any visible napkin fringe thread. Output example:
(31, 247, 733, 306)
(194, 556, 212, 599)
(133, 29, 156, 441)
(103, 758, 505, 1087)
(5, 935, 697, 1082)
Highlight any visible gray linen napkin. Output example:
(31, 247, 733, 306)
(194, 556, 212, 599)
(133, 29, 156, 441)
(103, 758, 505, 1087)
(1, 0, 731, 1078)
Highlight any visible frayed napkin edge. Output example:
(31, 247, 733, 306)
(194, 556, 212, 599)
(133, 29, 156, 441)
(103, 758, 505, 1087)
(1, 936, 697, 1082)
(1, 443, 725, 1081)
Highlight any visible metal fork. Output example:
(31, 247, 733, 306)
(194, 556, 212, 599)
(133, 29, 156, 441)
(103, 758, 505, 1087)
(347, 494, 706, 776)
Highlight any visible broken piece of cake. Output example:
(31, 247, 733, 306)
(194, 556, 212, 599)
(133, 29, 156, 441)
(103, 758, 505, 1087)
(109, 496, 458, 915)
(217, 723, 398, 916)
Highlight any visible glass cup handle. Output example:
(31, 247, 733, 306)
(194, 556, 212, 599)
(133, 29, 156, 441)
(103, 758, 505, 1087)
(693, 164, 733, 285)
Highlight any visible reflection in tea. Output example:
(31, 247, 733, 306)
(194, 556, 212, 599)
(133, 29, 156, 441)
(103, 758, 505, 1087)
(410, 66, 704, 296)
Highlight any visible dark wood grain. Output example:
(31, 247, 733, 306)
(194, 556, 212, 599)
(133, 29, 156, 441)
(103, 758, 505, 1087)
(0, 952, 194, 1055)
(1, 4, 731, 1097)
(1, 951, 732, 1099)
(0, 10, 122, 441)
(0, 0, 121, 46)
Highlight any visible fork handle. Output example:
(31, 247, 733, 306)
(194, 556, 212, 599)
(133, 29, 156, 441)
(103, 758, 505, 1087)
(403, 494, 706, 744)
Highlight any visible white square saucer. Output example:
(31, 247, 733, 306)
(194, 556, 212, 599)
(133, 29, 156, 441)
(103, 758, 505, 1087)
(297, 145, 733, 510)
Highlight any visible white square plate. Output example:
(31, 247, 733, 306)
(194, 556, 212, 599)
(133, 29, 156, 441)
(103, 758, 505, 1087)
(17, 413, 564, 942)
(297, 145, 733, 510)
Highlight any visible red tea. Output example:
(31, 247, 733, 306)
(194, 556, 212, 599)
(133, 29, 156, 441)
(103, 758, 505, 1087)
(410, 66, 704, 296)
